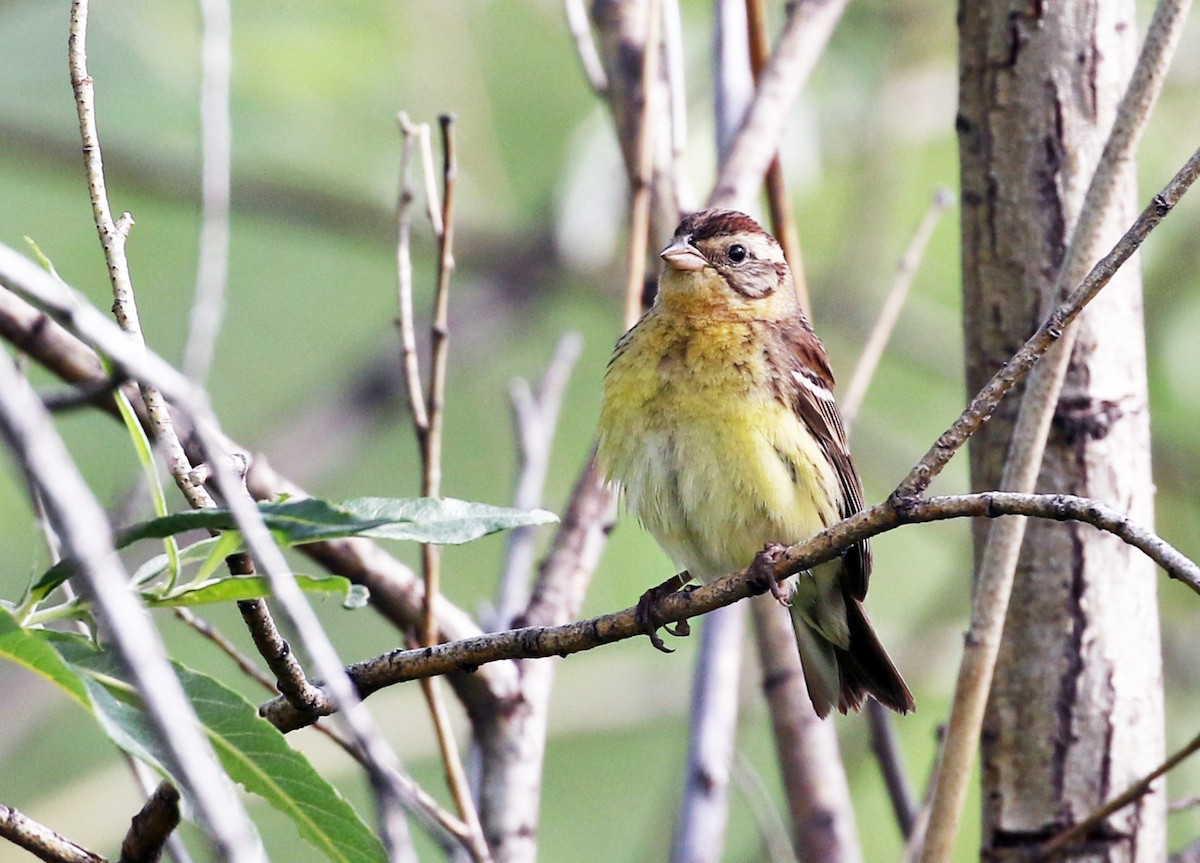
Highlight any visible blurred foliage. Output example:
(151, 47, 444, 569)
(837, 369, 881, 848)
(1, 0, 1198, 860)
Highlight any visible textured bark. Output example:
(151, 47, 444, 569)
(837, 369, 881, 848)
(957, 0, 1165, 861)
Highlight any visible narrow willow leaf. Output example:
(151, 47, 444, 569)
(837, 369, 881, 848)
(343, 496, 558, 544)
(114, 388, 181, 589)
(32, 496, 558, 601)
(0, 607, 89, 709)
(57, 641, 387, 863)
(145, 574, 357, 608)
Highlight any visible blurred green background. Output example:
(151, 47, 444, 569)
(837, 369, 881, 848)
(1, 0, 1197, 860)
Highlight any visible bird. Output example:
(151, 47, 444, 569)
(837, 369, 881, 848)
(596, 208, 913, 718)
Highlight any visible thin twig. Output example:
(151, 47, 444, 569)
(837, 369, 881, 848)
(495, 332, 584, 628)
(709, 0, 849, 209)
(399, 114, 491, 863)
(0, 804, 105, 863)
(236, 598, 324, 711)
(119, 782, 181, 863)
(1035, 728, 1200, 860)
(744, 0, 808, 309)
(867, 699, 917, 838)
(258, 487, 1200, 732)
(623, 0, 663, 329)
(396, 113, 430, 439)
(893, 141, 1200, 502)
(841, 188, 953, 427)
(183, 0, 233, 384)
(661, 0, 694, 213)
(732, 753, 800, 863)
(69, 0, 212, 515)
(564, 0, 609, 95)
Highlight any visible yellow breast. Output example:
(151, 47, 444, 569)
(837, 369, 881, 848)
(597, 311, 841, 582)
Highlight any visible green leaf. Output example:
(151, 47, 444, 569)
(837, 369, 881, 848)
(144, 574, 359, 608)
(180, 665, 387, 863)
(343, 496, 559, 544)
(0, 607, 89, 709)
(30, 496, 558, 602)
(57, 641, 387, 863)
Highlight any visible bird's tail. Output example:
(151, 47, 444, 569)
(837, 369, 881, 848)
(789, 588, 914, 719)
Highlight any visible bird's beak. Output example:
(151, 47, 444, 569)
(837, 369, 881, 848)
(660, 238, 708, 271)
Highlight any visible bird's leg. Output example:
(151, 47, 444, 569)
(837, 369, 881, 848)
(635, 571, 693, 653)
(749, 543, 791, 608)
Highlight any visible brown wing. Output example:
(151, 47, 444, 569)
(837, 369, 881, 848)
(768, 317, 871, 600)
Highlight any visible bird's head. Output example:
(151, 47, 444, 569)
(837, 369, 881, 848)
(656, 209, 799, 321)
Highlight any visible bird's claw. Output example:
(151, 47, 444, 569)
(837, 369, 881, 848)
(635, 572, 691, 653)
(750, 543, 791, 608)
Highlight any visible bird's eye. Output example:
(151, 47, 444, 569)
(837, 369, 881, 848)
(727, 244, 747, 263)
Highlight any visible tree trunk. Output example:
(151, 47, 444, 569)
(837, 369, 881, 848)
(957, 0, 1166, 861)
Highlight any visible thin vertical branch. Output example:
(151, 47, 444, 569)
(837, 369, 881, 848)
(395, 114, 431, 439)
(670, 604, 747, 863)
(750, 595, 862, 863)
(867, 700, 917, 838)
(564, 0, 609, 95)
(495, 333, 584, 629)
(396, 113, 492, 862)
(709, 0, 849, 209)
(623, 0, 663, 329)
(840, 188, 952, 427)
(744, 0, 808, 310)
(183, 0, 233, 385)
(661, 0, 694, 214)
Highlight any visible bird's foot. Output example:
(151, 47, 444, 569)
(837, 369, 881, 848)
(635, 572, 692, 653)
(750, 543, 791, 608)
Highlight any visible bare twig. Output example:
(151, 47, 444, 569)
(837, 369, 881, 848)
(0, 803, 105, 863)
(236, 598, 324, 711)
(623, 0, 663, 329)
(395, 114, 491, 863)
(395, 113, 430, 439)
(893, 141, 1200, 502)
(732, 753, 800, 863)
(119, 782, 181, 863)
(1035, 728, 1200, 860)
(841, 188, 953, 427)
(183, 0, 233, 384)
(258, 486, 1199, 732)
(670, 604, 747, 863)
(661, 0, 694, 213)
(564, 0, 609, 95)
(751, 594, 862, 863)
(495, 332, 584, 628)
(867, 699, 917, 838)
(69, 0, 212, 515)
(709, 0, 849, 209)
(744, 0, 808, 308)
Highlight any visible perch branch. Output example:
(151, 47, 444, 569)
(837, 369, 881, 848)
(257, 488, 1200, 732)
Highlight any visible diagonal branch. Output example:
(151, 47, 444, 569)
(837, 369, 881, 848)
(257, 488, 1200, 732)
